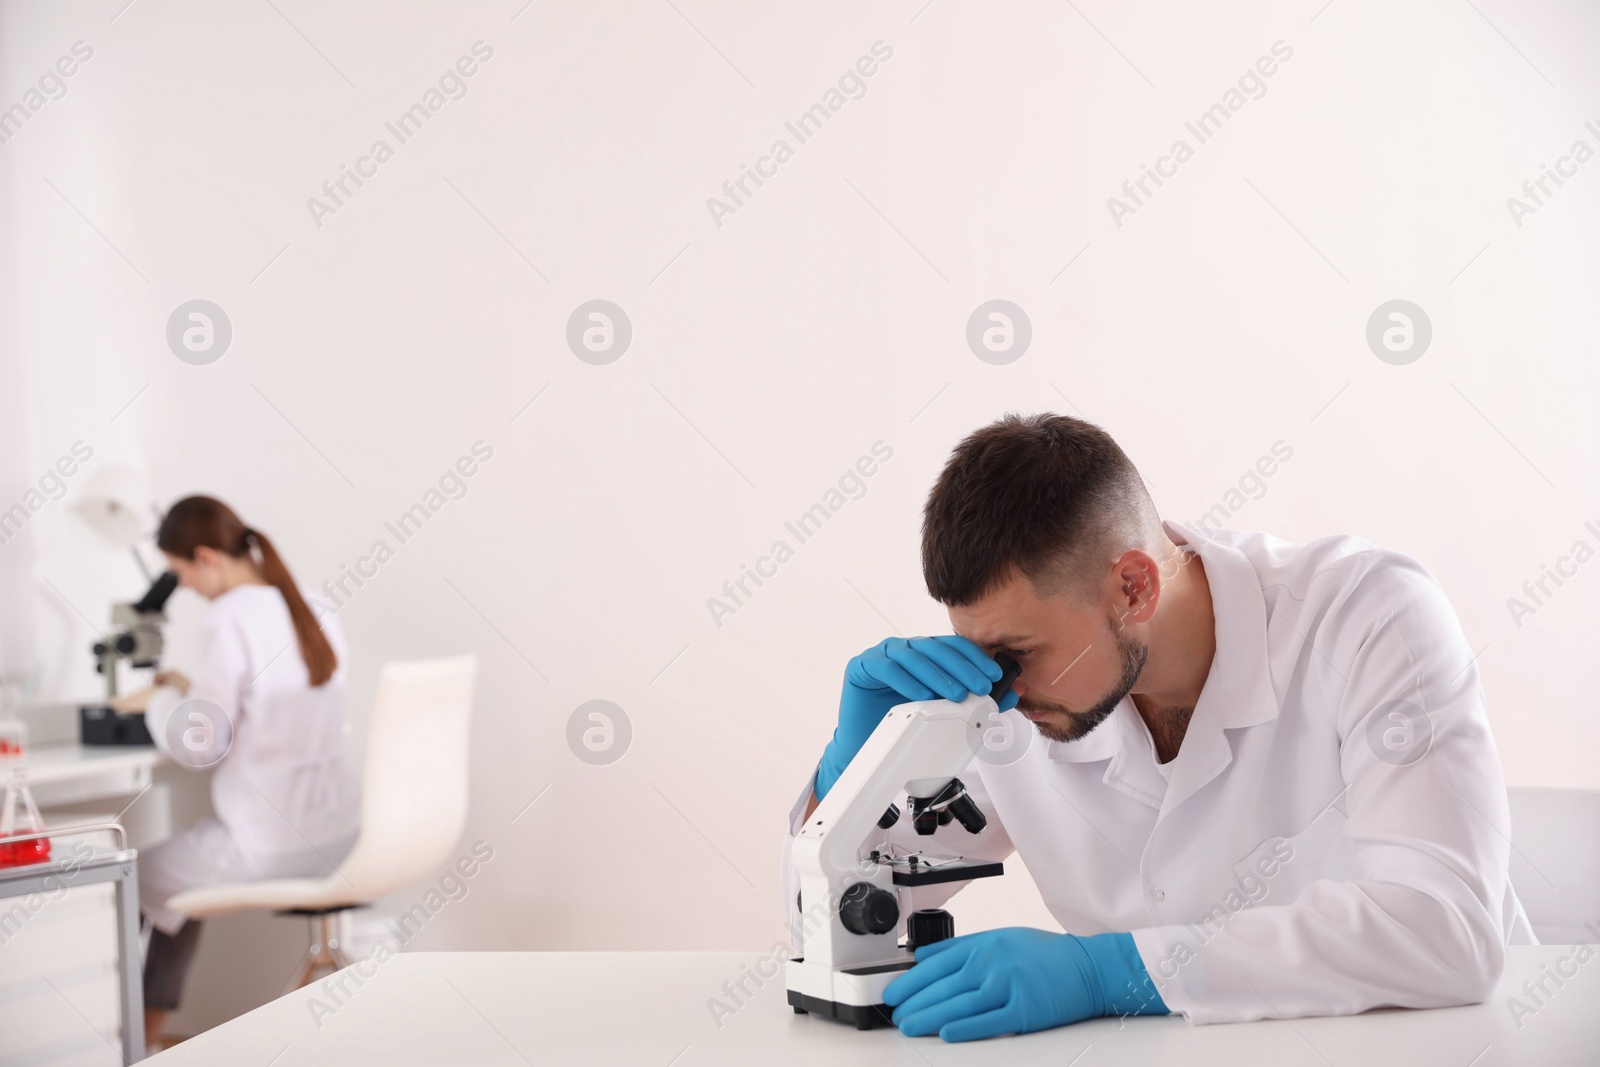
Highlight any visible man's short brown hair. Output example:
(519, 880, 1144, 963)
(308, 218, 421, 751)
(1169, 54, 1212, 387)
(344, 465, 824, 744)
(921, 413, 1162, 606)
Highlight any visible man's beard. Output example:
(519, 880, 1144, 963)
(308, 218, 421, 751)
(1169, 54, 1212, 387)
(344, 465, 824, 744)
(1017, 615, 1147, 744)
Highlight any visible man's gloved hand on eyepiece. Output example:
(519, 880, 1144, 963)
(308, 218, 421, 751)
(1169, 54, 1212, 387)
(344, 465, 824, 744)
(882, 928, 1170, 1041)
(813, 635, 1019, 801)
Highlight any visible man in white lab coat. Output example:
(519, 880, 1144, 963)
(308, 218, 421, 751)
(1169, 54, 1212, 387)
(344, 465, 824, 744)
(782, 412, 1531, 1041)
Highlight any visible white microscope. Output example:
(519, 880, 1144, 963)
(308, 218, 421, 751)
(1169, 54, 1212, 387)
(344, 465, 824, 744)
(786, 653, 1021, 1029)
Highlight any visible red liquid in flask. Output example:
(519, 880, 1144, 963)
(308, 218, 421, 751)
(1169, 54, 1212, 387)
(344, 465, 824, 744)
(0, 834, 50, 867)
(0, 770, 50, 868)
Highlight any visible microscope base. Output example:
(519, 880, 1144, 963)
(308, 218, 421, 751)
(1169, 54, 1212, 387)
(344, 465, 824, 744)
(79, 706, 154, 746)
(787, 989, 893, 1030)
(785, 955, 912, 1030)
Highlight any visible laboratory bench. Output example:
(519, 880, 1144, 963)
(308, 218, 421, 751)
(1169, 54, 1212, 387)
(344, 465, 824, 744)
(141, 945, 1598, 1066)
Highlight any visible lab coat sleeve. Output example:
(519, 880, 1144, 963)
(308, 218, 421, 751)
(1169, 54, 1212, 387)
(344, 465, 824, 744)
(1131, 554, 1514, 1024)
(779, 759, 1016, 950)
(145, 609, 247, 766)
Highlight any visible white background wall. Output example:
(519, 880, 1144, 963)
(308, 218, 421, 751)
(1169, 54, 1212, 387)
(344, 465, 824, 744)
(2, 0, 1598, 1031)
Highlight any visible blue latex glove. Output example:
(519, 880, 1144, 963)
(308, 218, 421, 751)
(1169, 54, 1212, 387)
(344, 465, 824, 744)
(883, 928, 1168, 1041)
(814, 636, 1019, 800)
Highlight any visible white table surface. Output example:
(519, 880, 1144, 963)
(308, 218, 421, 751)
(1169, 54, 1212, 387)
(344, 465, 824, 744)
(21, 741, 162, 785)
(18, 740, 163, 811)
(144, 946, 1598, 1065)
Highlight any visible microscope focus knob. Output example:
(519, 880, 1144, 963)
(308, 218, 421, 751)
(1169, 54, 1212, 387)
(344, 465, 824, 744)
(838, 882, 899, 936)
(906, 908, 954, 951)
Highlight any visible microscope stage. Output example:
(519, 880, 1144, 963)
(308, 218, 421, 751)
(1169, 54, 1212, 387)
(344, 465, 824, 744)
(889, 859, 1004, 887)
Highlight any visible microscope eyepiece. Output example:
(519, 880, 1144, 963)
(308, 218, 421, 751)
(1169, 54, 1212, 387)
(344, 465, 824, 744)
(132, 571, 179, 615)
(991, 652, 1022, 701)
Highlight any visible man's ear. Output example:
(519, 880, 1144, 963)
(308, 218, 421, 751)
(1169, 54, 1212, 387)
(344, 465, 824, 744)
(1112, 550, 1162, 624)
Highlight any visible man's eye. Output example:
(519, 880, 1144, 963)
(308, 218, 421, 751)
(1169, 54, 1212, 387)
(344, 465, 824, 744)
(1006, 649, 1031, 659)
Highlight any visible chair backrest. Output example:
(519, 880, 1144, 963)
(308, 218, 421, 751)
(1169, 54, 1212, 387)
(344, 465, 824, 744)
(1507, 786, 1600, 944)
(337, 655, 477, 899)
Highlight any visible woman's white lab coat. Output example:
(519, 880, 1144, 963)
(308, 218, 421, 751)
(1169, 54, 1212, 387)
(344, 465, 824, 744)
(141, 584, 361, 934)
(781, 520, 1534, 1024)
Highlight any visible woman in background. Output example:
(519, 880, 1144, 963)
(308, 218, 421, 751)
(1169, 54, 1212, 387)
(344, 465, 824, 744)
(128, 496, 360, 1047)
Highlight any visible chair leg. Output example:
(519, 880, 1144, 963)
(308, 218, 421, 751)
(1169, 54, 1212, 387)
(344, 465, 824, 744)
(285, 912, 351, 993)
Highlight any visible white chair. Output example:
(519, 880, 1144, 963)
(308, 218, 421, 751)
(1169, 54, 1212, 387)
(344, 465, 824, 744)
(167, 654, 477, 988)
(1506, 786, 1600, 945)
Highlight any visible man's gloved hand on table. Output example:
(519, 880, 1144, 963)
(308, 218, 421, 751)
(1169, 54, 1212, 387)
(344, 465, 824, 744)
(883, 928, 1170, 1041)
(814, 635, 1019, 801)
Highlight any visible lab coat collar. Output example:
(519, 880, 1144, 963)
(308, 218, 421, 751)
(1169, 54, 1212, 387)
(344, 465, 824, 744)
(1155, 519, 1282, 815)
(1166, 519, 1281, 733)
(1044, 519, 1282, 814)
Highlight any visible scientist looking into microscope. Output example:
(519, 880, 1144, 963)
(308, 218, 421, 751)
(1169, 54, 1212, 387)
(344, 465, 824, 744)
(782, 412, 1530, 1042)
(114, 496, 359, 1047)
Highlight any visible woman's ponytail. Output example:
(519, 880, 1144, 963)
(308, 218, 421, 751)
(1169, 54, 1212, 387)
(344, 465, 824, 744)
(246, 527, 338, 687)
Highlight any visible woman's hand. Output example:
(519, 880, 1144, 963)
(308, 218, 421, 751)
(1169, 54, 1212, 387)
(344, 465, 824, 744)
(154, 669, 192, 696)
(108, 684, 156, 714)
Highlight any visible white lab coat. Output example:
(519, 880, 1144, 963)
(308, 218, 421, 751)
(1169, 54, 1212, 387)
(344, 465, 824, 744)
(142, 584, 361, 934)
(780, 520, 1533, 1024)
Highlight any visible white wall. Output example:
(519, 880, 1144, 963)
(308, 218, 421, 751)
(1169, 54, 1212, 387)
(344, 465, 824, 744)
(3, 0, 1597, 1018)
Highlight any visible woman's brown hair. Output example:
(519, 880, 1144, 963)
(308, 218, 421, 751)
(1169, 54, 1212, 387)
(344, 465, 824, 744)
(156, 495, 337, 687)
